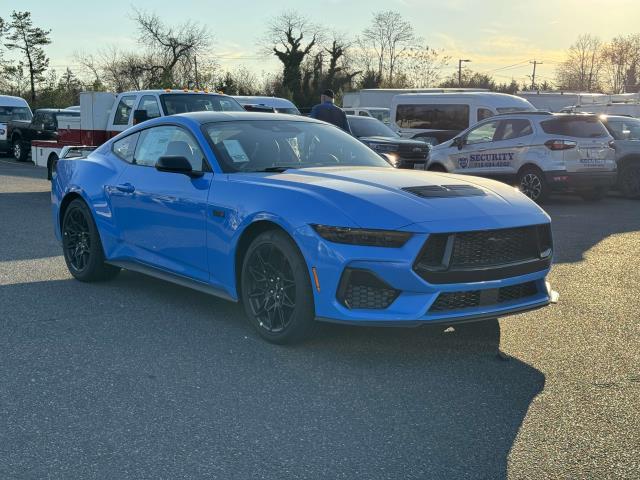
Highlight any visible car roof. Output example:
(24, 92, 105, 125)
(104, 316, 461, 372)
(119, 89, 234, 97)
(232, 96, 297, 108)
(0, 95, 30, 107)
(169, 111, 325, 124)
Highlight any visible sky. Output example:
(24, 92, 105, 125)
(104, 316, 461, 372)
(3, 0, 640, 86)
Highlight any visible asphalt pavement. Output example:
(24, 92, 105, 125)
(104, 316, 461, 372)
(0, 157, 638, 479)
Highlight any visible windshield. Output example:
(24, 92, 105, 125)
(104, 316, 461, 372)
(349, 117, 399, 138)
(606, 118, 640, 140)
(160, 94, 244, 115)
(203, 120, 392, 173)
(276, 107, 301, 115)
(0, 106, 32, 122)
(496, 106, 536, 114)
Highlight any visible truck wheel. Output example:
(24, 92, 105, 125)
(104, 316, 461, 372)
(579, 188, 607, 202)
(618, 163, 640, 199)
(13, 140, 28, 162)
(47, 153, 59, 181)
(517, 167, 549, 203)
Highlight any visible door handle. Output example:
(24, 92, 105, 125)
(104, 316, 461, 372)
(115, 183, 135, 193)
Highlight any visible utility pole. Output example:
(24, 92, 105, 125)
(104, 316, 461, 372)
(194, 54, 200, 90)
(530, 60, 542, 90)
(458, 59, 471, 87)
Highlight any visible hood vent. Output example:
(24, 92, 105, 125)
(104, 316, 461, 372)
(402, 184, 486, 198)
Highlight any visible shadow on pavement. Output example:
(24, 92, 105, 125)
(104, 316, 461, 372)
(1, 271, 545, 479)
(543, 195, 640, 264)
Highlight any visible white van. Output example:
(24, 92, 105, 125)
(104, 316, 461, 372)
(342, 107, 390, 124)
(232, 96, 301, 115)
(391, 92, 535, 139)
(0, 95, 32, 154)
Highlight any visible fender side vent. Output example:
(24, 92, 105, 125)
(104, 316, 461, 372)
(403, 185, 486, 198)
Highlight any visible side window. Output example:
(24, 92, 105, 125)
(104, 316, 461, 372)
(112, 132, 139, 163)
(358, 111, 370, 117)
(134, 125, 206, 171)
(396, 104, 470, 131)
(138, 95, 161, 120)
(477, 108, 494, 121)
(466, 121, 498, 145)
(32, 112, 43, 125)
(495, 119, 533, 141)
(113, 95, 136, 125)
(43, 113, 56, 130)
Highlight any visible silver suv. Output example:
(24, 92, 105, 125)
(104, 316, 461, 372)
(427, 112, 617, 202)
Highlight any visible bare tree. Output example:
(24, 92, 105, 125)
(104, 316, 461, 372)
(601, 35, 640, 93)
(262, 11, 321, 104)
(133, 9, 212, 88)
(4, 11, 51, 102)
(556, 34, 604, 92)
(401, 45, 450, 88)
(361, 11, 416, 85)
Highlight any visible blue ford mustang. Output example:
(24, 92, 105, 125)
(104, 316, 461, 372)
(52, 112, 553, 344)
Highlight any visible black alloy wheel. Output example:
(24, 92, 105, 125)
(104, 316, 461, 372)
(13, 141, 27, 162)
(61, 199, 120, 282)
(241, 230, 316, 344)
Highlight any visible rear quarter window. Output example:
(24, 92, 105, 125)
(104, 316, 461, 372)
(541, 117, 608, 138)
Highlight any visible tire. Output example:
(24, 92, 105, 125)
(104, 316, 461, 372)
(61, 199, 120, 282)
(47, 153, 59, 181)
(517, 166, 549, 203)
(12, 139, 28, 162)
(618, 163, 640, 199)
(579, 187, 607, 202)
(240, 229, 317, 344)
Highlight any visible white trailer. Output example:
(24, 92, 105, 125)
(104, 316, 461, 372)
(342, 88, 488, 109)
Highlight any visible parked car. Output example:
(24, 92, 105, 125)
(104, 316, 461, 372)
(599, 114, 640, 198)
(343, 107, 391, 125)
(233, 96, 301, 115)
(348, 115, 429, 169)
(427, 112, 617, 203)
(52, 112, 553, 344)
(0, 95, 32, 155)
(8, 108, 80, 161)
(391, 92, 536, 141)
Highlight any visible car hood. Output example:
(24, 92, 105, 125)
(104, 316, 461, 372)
(232, 167, 549, 232)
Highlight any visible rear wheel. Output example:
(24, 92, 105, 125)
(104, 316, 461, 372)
(618, 163, 640, 199)
(579, 187, 607, 202)
(47, 153, 59, 180)
(13, 139, 28, 162)
(240, 230, 316, 344)
(518, 166, 549, 203)
(62, 199, 120, 282)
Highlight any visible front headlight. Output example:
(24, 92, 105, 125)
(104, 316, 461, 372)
(312, 224, 412, 247)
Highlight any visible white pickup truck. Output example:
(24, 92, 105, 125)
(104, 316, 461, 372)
(32, 89, 243, 179)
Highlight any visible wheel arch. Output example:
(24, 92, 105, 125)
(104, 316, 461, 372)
(617, 153, 640, 169)
(517, 162, 545, 176)
(47, 152, 59, 180)
(58, 192, 85, 233)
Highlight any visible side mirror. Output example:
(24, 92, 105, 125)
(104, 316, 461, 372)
(155, 156, 202, 177)
(133, 109, 149, 125)
(452, 137, 465, 150)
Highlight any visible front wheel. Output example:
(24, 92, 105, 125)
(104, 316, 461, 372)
(618, 163, 640, 199)
(62, 199, 120, 282)
(240, 230, 317, 344)
(13, 140, 28, 162)
(517, 167, 549, 203)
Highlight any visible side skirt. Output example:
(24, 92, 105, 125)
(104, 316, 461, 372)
(107, 259, 237, 303)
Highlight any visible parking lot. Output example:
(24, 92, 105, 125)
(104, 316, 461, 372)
(0, 157, 638, 479)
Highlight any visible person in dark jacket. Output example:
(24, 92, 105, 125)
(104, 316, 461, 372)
(309, 89, 351, 133)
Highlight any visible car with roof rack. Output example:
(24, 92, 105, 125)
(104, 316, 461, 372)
(427, 112, 617, 202)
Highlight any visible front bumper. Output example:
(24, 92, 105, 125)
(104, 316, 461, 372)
(294, 223, 552, 326)
(546, 170, 617, 191)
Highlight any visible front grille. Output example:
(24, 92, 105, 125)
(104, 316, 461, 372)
(429, 281, 538, 312)
(414, 224, 552, 283)
(397, 144, 429, 159)
(337, 269, 399, 310)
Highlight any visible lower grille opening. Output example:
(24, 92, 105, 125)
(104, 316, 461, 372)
(337, 268, 400, 310)
(429, 281, 538, 313)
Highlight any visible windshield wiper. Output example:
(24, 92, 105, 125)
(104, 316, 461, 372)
(256, 165, 300, 172)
